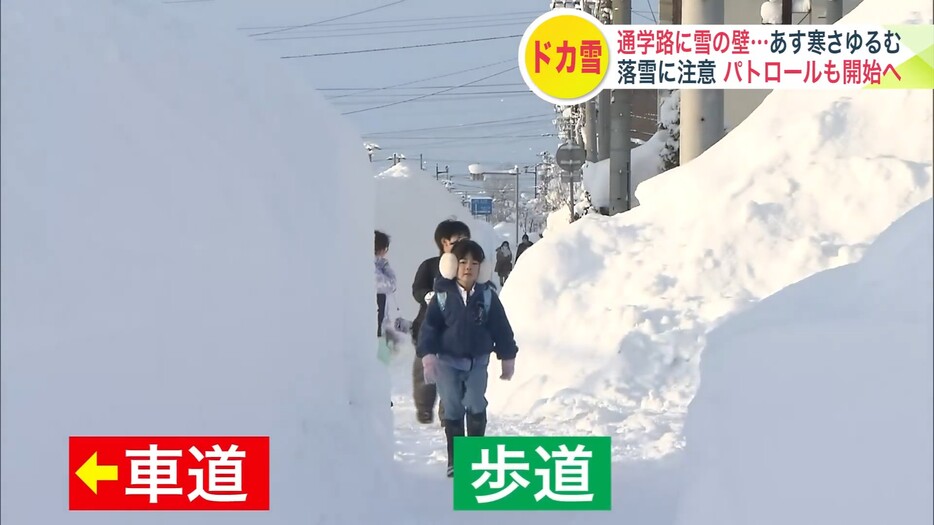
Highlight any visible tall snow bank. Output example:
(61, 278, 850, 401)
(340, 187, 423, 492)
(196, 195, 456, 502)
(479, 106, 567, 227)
(676, 199, 933, 525)
(582, 131, 666, 209)
(1, 1, 391, 523)
(375, 163, 502, 321)
(487, 0, 932, 460)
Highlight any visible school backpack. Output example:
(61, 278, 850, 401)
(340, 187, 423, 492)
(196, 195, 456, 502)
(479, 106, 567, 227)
(434, 284, 493, 316)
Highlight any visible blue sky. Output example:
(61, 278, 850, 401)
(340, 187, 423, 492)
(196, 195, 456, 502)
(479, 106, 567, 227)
(163, 0, 660, 178)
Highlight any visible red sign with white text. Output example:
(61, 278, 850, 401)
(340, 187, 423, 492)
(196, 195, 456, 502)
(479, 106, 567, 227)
(69, 436, 269, 511)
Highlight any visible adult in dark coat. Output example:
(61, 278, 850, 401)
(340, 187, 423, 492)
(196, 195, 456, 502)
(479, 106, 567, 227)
(494, 241, 513, 286)
(410, 219, 471, 424)
(516, 234, 534, 260)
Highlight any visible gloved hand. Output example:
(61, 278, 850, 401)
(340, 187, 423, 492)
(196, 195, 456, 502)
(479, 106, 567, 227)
(422, 354, 439, 385)
(500, 359, 515, 381)
(394, 317, 413, 334)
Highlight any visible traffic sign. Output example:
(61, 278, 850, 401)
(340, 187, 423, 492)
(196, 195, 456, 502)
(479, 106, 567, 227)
(469, 197, 494, 216)
(555, 142, 586, 172)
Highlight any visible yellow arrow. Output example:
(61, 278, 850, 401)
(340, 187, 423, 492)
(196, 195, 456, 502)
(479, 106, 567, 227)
(75, 452, 118, 494)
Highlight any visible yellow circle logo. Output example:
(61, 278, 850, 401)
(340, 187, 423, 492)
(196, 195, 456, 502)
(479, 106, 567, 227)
(519, 9, 609, 105)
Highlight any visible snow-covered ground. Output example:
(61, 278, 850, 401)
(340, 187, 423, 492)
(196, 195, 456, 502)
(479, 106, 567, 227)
(487, 0, 933, 462)
(677, 198, 933, 525)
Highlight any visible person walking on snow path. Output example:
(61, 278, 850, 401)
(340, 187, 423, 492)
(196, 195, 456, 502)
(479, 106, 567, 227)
(417, 239, 518, 478)
(516, 233, 534, 261)
(375, 230, 397, 338)
(494, 241, 513, 286)
(375, 230, 399, 408)
(410, 220, 472, 425)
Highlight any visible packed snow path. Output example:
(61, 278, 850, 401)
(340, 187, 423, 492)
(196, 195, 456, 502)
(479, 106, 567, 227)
(386, 345, 684, 525)
(387, 345, 534, 470)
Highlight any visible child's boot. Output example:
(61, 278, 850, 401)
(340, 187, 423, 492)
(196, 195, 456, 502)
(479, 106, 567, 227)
(466, 411, 487, 437)
(443, 418, 465, 478)
(413, 358, 437, 424)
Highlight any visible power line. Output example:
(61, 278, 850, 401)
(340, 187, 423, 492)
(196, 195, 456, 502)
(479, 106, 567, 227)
(422, 157, 540, 165)
(377, 123, 552, 140)
(362, 114, 551, 136)
(340, 66, 518, 115)
(366, 122, 552, 138)
(332, 93, 532, 106)
(319, 82, 524, 91)
(237, 10, 543, 30)
(365, 134, 555, 140)
(248, 0, 407, 37)
(256, 21, 530, 41)
(381, 134, 551, 150)
(643, 0, 659, 23)
(326, 59, 513, 100)
(369, 101, 549, 118)
(326, 90, 530, 100)
(254, 14, 537, 35)
(281, 34, 522, 59)
(405, 118, 552, 131)
(633, 11, 656, 23)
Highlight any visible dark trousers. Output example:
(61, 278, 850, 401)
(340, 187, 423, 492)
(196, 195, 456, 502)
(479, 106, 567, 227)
(376, 293, 387, 336)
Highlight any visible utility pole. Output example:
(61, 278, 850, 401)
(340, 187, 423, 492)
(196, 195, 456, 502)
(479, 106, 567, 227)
(582, 1, 599, 163)
(598, 93, 611, 161)
(364, 142, 381, 163)
(597, 0, 611, 161)
(514, 167, 521, 243)
(659, 0, 682, 163)
(781, 0, 793, 24)
(583, 101, 597, 162)
(825, 0, 842, 23)
(680, 0, 724, 165)
(608, 0, 632, 214)
(560, 113, 581, 220)
(524, 165, 536, 198)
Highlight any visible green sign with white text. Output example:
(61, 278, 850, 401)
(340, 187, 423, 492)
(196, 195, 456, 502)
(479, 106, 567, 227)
(453, 436, 611, 511)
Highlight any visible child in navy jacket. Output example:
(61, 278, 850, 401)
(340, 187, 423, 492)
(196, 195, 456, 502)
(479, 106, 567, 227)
(411, 219, 472, 424)
(416, 240, 518, 478)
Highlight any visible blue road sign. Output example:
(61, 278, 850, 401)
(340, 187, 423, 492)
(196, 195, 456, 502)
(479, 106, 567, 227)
(470, 197, 493, 216)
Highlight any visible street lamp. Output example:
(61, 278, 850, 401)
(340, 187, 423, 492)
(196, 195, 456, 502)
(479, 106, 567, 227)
(364, 142, 381, 162)
(468, 164, 522, 244)
(525, 162, 548, 199)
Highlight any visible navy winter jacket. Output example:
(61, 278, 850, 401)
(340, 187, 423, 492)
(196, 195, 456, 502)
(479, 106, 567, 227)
(416, 279, 518, 361)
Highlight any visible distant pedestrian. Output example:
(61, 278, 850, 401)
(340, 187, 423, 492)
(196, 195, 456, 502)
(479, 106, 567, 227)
(375, 230, 397, 337)
(375, 230, 398, 408)
(516, 233, 534, 261)
(494, 241, 513, 286)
